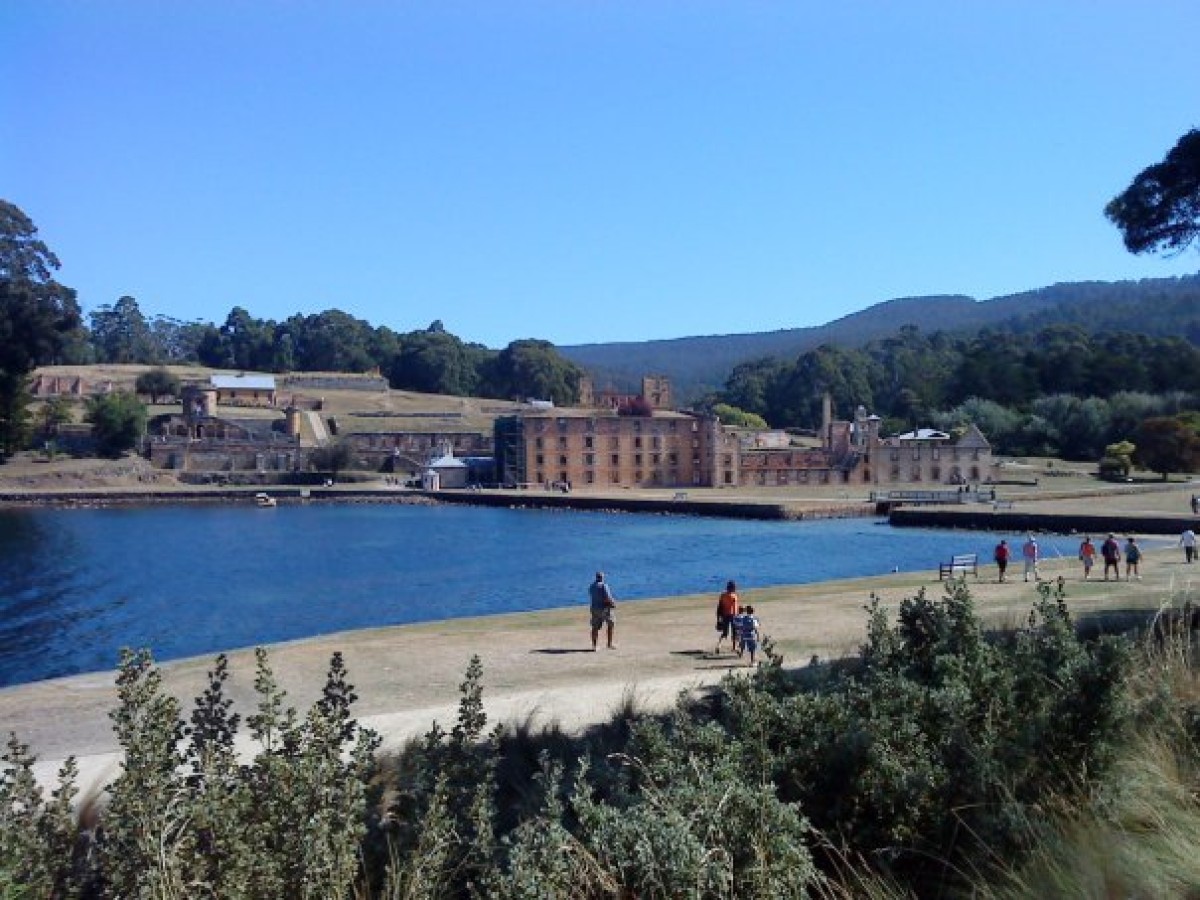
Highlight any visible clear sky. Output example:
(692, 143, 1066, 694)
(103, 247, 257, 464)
(4, 2, 1198, 349)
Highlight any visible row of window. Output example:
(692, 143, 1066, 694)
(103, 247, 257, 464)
(746, 469, 841, 486)
(533, 435, 696, 451)
(535, 452, 684, 467)
(534, 470, 684, 486)
(887, 447, 983, 461)
(532, 418, 697, 435)
(887, 466, 982, 481)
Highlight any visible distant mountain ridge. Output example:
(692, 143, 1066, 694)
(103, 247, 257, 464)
(559, 274, 1200, 403)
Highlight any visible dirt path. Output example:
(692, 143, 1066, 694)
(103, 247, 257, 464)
(4, 544, 1196, 794)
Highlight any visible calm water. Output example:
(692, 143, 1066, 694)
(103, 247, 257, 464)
(0, 504, 1084, 687)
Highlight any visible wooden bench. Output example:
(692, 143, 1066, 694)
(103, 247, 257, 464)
(992, 499, 1015, 511)
(939, 553, 979, 580)
(672, 491, 689, 501)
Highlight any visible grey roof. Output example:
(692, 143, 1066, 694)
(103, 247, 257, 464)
(428, 453, 467, 469)
(211, 375, 276, 391)
(955, 423, 992, 449)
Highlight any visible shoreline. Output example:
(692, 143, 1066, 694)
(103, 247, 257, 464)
(5, 482, 1196, 536)
(0, 484, 878, 521)
(5, 543, 1197, 795)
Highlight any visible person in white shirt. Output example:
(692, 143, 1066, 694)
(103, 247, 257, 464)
(1022, 536, 1040, 583)
(1180, 528, 1196, 564)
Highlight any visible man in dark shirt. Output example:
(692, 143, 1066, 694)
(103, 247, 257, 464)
(589, 571, 616, 650)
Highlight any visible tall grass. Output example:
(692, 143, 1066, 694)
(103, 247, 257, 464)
(978, 620, 1200, 899)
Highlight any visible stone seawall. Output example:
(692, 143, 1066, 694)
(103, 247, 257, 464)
(414, 490, 878, 521)
(891, 507, 1197, 535)
(0, 487, 879, 522)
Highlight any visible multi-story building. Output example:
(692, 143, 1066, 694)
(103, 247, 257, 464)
(876, 424, 992, 484)
(494, 407, 739, 489)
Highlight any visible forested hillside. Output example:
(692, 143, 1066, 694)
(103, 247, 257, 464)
(560, 274, 1200, 401)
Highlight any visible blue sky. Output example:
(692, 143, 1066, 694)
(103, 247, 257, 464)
(4, 2, 1198, 349)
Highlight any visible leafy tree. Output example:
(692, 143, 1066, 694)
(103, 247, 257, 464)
(932, 397, 1023, 452)
(90, 295, 157, 363)
(86, 391, 147, 457)
(0, 201, 83, 458)
(37, 396, 74, 446)
(135, 367, 181, 403)
(149, 315, 207, 363)
(311, 439, 355, 481)
(483, 340, 582, 405)
(952, 330, 1037, 407)
(720, 357, 789, 422)
(1132, 415, 1200, 479)
(199, 306, 279, 371)
(388, 330, 484, 396)
(711, 403, 769, 429)
(288, 309, 378, 372)
(1103, 440, 1136, 477)
(1029, 394, 1112, 460)
(1106, 129, 1200, 256)
(775, 345, 876, 428)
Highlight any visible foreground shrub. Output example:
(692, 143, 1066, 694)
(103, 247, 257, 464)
(3, 647, 380, 899)
(5, 582, 1196, 898)
(713, 579, 1133, 890)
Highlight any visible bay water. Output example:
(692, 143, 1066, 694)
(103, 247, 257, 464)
(0, 503, 1084, 687)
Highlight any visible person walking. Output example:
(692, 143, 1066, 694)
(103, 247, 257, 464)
(715, 580, 740, 654)
(1022, 535, 1040, 583)
(1101, 534, 1122, 581)
(734, 604, 761, 666)
(1078, 536, 1096, 580)
(1124, 537, 1142, 580)
(994, 539, 1010, 583)
(1181, 528, 1197, 564)
(588, 571, 616, 650)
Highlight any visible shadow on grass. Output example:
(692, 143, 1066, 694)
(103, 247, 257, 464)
(530, 648, 595, 655)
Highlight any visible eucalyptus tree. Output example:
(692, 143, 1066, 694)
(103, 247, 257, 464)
(1106, 129, 1200, 256)
(0, 201, 83, 457)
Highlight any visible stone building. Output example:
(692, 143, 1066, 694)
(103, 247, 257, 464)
(210, 374, 277, 408)
(577, 375, 674, 412)
(876, 424, 993, 484)
(734, 398, 994, 488)
(494, 407, 739, 489)
(147, 384, 299, 472)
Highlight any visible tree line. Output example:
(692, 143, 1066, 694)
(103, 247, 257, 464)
(709, 323, 1200, 461)
(87, 300, 584, 407)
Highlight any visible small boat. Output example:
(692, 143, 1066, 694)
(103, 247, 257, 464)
(254, 492, 277, 508)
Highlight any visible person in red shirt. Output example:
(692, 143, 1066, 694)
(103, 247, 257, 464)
(994, 539, 1010, 583)
(1079, 536, 1097, 580)
(715, 580, 740, 654)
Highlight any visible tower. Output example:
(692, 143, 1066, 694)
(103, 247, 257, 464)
(641, 375, 672, 410)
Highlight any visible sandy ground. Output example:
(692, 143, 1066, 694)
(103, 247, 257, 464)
(2, 455, 1198, 794)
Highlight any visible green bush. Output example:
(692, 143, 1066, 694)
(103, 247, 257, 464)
(3, 582, 1190, 899)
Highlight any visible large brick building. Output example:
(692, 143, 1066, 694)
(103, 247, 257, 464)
(494, 408, 739, 489)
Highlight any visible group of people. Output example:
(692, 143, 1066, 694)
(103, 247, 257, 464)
(994, 533, 1147, 583)
(587, 572, 762, 665)
(992, 536, 1044, 583)
(714, 580, 761, 665)
(1078, 534, 1141, 581)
